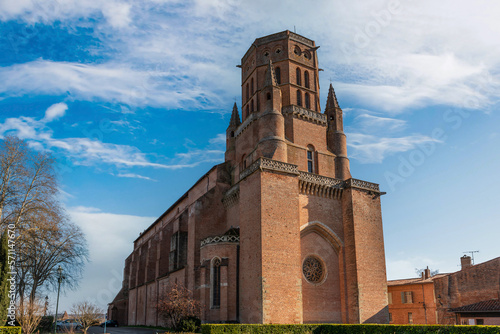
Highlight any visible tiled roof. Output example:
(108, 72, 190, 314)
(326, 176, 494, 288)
(387, 273, 448, 286)
(450, 299, 500, 313)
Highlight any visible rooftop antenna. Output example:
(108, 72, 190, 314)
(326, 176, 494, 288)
(294, 26, 296, 33)
(464, 250, 479, 265)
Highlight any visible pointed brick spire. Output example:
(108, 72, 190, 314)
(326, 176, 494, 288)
(326, 83, 340, 110)
(263, 59, 278, 87)
(229, 102, 241, 127)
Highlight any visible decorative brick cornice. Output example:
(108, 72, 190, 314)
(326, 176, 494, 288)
(222, 185, 240, 208)
(282, 105, 327, 126)
(200, 235, 240, 248)
(289, 32, 314, 47)
(344, 178, 380, 193)
(239, 157, 299, 181)
(234, 113, 256, 138)
(299, 172, 343, 199)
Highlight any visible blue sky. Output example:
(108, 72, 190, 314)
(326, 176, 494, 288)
(1, 0, 500, 314)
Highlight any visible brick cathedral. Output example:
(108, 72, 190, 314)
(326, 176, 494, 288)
(109, 31, 389, 325)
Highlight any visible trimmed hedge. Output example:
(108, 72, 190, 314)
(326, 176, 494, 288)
(0, 327, 21, 334)
(201, 324, 500, 334)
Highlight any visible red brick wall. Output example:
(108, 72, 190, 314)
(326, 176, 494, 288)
(388, 283, 438, 324)
(434, 257, 500, 324)
(238, 171, 263, 323)
(342, 188, 389, 323)
(301, 231, 341, 323)
(260, 171, 302, 324)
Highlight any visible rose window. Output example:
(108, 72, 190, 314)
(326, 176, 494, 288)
(303, 256, 325, 283)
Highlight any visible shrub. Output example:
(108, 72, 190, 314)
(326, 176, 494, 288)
(178, 316, 201, 332)
(0, 327, 21, 334)
(157, 283, 201, 332)
(37, 316, 54, 332)
(201, 324, 500, 334)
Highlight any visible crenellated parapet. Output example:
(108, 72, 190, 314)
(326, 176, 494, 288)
(282, 105, 327, 126)
(238, 157, 381, 197)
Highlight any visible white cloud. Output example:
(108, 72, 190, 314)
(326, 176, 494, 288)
(43, 102, 68, 122)
(348, 113, 406, 134)
(347, 133, 441, 164)
(0, 113, 224, 170)
(67, 207, 155, 310)
(1, 1, 500, 115)
(116, 173, 157, 181)
(208, 133, 226, 145)
(0, 60, 223, 110)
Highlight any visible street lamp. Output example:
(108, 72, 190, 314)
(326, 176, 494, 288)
(53, 266, 64, 334)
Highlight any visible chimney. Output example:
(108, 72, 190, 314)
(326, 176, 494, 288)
(461, 255, 472, 270)
(424, 266, 431, 279)
(421, 272, 425, 280)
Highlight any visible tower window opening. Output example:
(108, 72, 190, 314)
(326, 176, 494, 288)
(246, 105, 249, 118)
(230, 131, 234, 138)
(296, 67, 301, 86)
(246, 83, 249, 102)
(251, 78, 254, 94)
(251, 99, 254, 112)
(275, 67, 281, 85)
(304, 71, 310, 88)
(297, 90, 302, 107)
(211, 257, 221, 308)
(307, 145, 315, 173)
(267, 93, 271, 100)
(305, 93, 310, 109)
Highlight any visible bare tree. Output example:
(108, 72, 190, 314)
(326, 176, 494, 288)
(71, 301, 103, 334)
(157, 283, 201, 331)
(0, 136, 88, 305)
(16, 298, 44, 334)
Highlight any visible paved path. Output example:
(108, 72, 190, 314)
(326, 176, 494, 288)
(86, 326, 166, 334)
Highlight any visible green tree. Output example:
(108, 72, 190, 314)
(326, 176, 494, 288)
(0, 230, 10, 325)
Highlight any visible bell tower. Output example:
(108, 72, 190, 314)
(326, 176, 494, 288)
(240, 30, 321, 121)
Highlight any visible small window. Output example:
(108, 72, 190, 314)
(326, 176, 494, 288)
(305, 93, 310, 109)
(388, 292, 393, 305)
(246, 83, 249, 102)
(211, 257, 221, 308)
(389, 313, 392, 322)
(408, 312, 413, 324)
(275, 67, 281, 85)
(297, 90, 302, 107)
(307, 145, 315, 173)
(296, 67, 301, 86)
(267, 93, 271, 100)
(251, 78, 254, 94)
(304, 71, 310, 88)
(246, 105, 249, 118)
(401, 291, 413, 304)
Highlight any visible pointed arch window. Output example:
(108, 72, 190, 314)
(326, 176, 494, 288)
(307, 145, 315, 173)
(246, 83, 249, 102)
(211, 257, 221, 308)
(304, 71, 310, 88)
(251, 77, 254, 94)
(296, 68, 301, 86)
(297, 90, 302, 107)
(305, 93, 310, 109)
(275, 67, 281, 84)
(251, 99, 254, 112)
